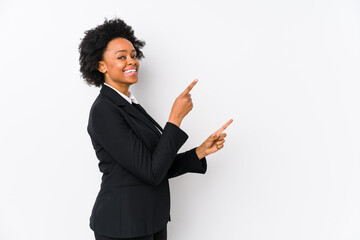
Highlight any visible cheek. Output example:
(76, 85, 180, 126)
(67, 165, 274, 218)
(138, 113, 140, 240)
(109, 61, 126, 72)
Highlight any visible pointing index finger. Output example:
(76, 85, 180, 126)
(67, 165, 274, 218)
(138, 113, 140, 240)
(216, 119, 233, 136)
(182, 79, 198, 96)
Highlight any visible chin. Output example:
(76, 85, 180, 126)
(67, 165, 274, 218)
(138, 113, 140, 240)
(129, 77, 138, 84)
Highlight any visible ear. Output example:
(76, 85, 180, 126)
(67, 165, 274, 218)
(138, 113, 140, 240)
(98, 61, 107, 74)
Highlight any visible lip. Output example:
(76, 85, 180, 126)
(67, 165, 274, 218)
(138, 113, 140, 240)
(124, 71, 137, 76)
(123, 68, 137, 72)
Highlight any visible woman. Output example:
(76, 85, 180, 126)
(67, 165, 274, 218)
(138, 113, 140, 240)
(79, 18, 232, 240)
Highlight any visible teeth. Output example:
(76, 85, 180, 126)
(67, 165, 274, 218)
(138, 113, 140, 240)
(124, 69, 136, 73)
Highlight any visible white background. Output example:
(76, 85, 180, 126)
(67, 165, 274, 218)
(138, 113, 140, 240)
(0, 0, 359, 239)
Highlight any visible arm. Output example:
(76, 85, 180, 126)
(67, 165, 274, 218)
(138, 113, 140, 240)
(168, 148, 207, 179)
(90, 101, 188, 186)
(167, 119, 234, 179)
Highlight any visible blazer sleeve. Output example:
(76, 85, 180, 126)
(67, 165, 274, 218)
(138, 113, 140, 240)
(89, 101, 188, 186)
(167, 148, 207, 179)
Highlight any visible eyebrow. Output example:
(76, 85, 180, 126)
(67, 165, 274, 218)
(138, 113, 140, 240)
(115, 49, 136, 54)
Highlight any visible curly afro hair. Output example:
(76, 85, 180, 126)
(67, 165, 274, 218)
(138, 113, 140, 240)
(79, 18, 145, 87)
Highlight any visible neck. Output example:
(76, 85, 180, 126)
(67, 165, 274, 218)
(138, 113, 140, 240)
(105, 80, 130, 97)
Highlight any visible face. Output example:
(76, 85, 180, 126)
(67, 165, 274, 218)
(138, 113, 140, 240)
(98, 37, 139, 87)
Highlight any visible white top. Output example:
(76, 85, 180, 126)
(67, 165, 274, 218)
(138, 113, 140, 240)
(104, 83, 139, 105)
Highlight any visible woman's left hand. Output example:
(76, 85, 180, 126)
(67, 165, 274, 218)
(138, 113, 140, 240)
(196, 119, 233, 159)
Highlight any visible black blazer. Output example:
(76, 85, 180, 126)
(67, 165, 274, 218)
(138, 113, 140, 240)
(87, 84, 207, 238)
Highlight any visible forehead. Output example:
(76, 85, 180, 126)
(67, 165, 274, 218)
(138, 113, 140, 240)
(105, 37, 135, 52)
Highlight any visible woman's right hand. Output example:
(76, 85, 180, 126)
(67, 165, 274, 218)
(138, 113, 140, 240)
(168, 79, 198, 127)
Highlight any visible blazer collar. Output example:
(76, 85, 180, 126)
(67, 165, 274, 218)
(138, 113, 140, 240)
(100, 84, 162, 137)
(100, 84, 131, 106)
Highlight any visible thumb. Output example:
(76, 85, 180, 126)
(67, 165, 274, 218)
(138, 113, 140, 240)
(210, 133, 219, 139)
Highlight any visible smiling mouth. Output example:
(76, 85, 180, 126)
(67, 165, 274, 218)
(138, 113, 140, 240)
(123, 68, 137, 74)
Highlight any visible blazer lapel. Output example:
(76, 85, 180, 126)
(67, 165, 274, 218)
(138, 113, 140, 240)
(100, 84, 162, 137)
(133, 103, 164, 133)
(123, 105, 162, 137)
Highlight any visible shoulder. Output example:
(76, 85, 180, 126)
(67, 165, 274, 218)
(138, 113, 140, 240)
(90, 93, 116, 113)
(88, 93, 124, 123)
(87, 94, 129, 138)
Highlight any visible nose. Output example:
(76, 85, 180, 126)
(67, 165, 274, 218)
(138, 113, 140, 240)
(127, 56, 136, 65)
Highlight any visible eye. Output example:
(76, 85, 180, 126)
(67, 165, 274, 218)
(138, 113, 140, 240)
(131, 55, 137, 59)
(117, 56, 126, 60)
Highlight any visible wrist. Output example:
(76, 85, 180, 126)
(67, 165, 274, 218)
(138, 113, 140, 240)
(196, 146, 206, 160)
(168, 117, 182, 127)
